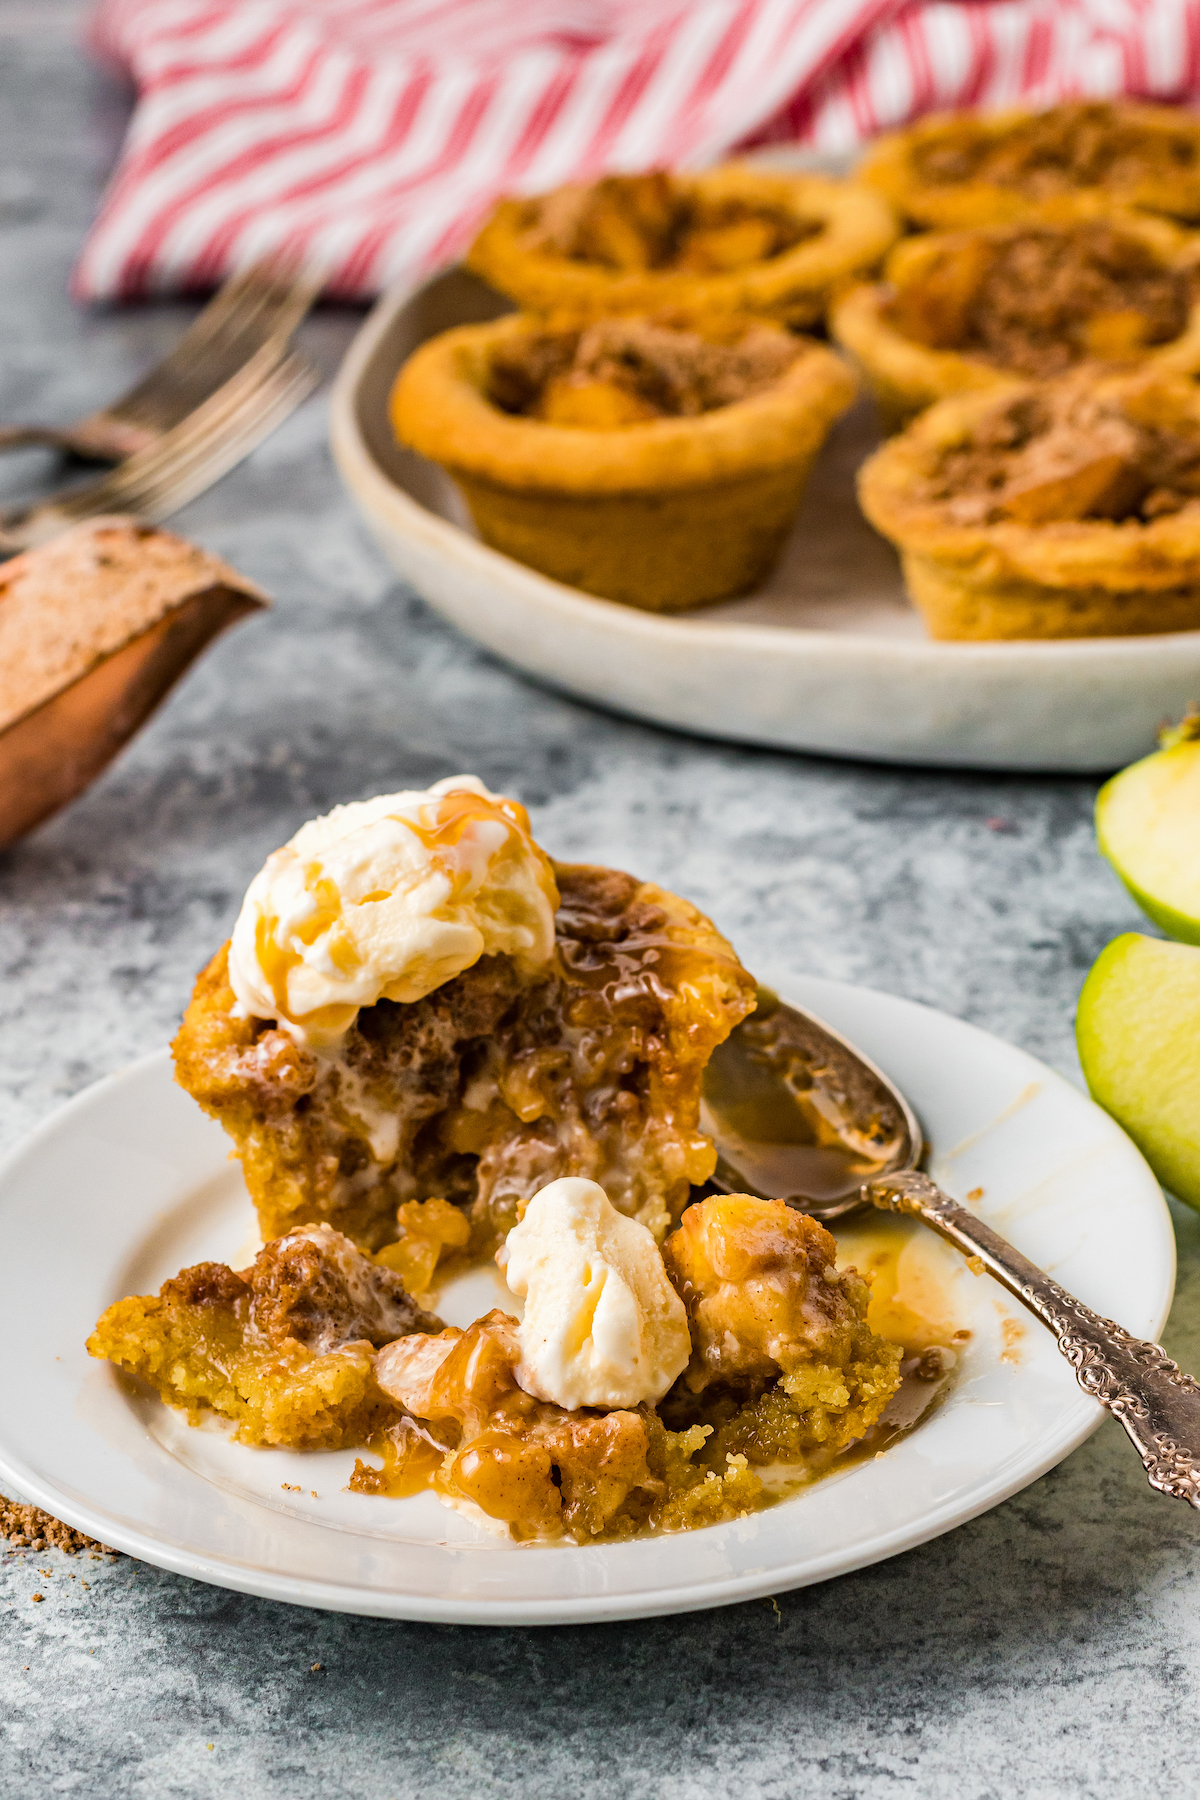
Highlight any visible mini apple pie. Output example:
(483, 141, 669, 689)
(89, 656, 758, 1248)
(860, 101, 1200, 230)
(88, 1224, 440, 1448)
(350, 1193, 903, 1542)
(173, 777, 757, 1255)
(391, 311, 856, 610)
(833, 214, 1200, 428)
(858, 370, 1200, 639)
(466, 167, 898, 328)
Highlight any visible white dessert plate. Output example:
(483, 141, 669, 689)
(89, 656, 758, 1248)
(0, 973, 1174, 1625)
(330, 256, 1200, 776)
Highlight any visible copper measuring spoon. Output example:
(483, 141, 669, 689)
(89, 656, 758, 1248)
(701, 987, 1200, 1509)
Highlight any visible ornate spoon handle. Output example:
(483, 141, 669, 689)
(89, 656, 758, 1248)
(865, 1172, 1200, 1509)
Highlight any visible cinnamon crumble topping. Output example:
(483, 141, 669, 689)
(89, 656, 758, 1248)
(523, 172, 817, 274)
(920, 377, 1200, 527)
(913, 102, 1200, 197)
(891, 222, 1195, 378)
(241, 1225, 441, 1353)
(487, 316, 800, 425)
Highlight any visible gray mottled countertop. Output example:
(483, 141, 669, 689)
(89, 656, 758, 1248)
(3, 15, 1200, 1798)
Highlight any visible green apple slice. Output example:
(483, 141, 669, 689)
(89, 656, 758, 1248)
(1095, 719, 1200, 945)
(1077, 933, 1200, 1209)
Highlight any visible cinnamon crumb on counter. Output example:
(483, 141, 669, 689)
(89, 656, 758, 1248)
(0, 1495, 117, 1557)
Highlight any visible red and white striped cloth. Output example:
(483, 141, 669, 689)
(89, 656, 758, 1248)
(77, 0, 1200, 303)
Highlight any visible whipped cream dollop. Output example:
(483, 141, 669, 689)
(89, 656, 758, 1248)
(228, 776, 558, 1049)
(498, 1177, 691, 1411)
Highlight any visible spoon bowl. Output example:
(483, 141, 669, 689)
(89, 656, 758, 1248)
(701, 986, 921, 1220)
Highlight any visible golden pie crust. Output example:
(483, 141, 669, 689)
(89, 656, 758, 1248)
(858, 373, 1200, 639)
(832, 212, 1200, 428)
(466, 166, 899, 327)
(390, 311, 857, 611)
(173, 861, 757, 1254)
(860, 101, 1200, 230)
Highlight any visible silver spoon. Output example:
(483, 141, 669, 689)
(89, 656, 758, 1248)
(701, 987, 1200, 1510)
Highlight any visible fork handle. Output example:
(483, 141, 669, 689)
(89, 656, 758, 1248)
(865, 1171, 1200, 1509)
(0, 424, 79, 452)
(0, 420, 154, 461)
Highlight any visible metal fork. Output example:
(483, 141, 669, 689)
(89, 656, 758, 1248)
(0, 261, 321, 462)
(0, 343, 318, 553)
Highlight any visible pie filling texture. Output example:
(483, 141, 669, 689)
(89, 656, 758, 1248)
(917, 374, 1200, 528)
(173, 861, 757, 1255)
(485, 315, 801, 429)
(911, 102, 1200, 201)
(521, 172, 819, 276)
(90, 1195, 917, 1543)
(889, 221, 1196, 379)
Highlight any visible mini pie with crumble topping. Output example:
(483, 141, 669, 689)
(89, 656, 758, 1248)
(832, 212, 1200, 429)
(858, 369, 1200, 640)
(390, 309, 857, 611)
(91, 782, 948, 1546)
(466, 166, 899, 328)
(859, 101, 1200, 231)
(174, 857, 757, 1255)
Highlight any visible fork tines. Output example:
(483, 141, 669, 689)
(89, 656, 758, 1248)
(101, 258, 323, 443)
(0, 347, 318, 553)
